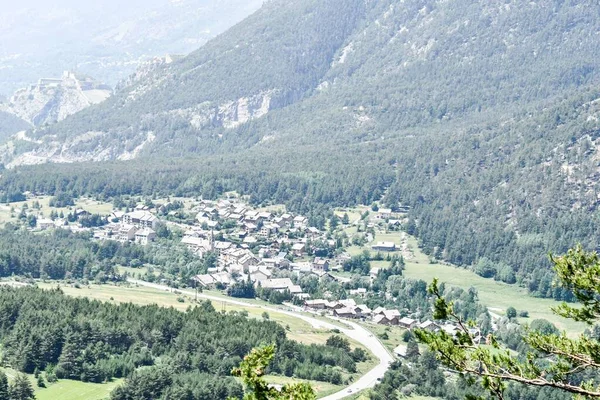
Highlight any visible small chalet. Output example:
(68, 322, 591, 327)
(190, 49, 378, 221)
(371, 241, 397, 252)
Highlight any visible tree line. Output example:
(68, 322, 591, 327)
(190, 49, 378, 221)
(0, 286, 360, 399)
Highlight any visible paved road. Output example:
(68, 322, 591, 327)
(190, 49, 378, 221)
(128, 279, 393, 399)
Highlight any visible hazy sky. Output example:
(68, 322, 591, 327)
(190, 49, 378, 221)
(0, 0, 263, 93)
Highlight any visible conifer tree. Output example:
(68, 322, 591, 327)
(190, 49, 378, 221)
(0, 371, 9, 399)
(416, 244, 600, 398)
(9, 373, 35, 400)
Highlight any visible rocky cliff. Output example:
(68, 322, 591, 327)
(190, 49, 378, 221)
(1, 72, 111, 127)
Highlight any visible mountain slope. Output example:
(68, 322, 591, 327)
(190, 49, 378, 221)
(0, 111, 30, 143)
(3, 0, 600, 298)
(1, 72, 111, 126)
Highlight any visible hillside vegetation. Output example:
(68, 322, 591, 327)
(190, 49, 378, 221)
(2, 0, 600, 298)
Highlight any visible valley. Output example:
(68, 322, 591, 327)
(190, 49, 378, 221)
(1, 0, 600, 399)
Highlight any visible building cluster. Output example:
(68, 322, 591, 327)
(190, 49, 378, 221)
(90, 208, 160, 245)
(304, 298, 437, 329)
(174, 198, 354, 298)
(303, 297, 486, 344)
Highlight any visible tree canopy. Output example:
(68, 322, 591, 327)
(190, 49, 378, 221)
(416, 245, 600, 398)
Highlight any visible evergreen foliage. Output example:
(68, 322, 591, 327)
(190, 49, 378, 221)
(416, 245, 600, 398)
(0, 287, 355, 399)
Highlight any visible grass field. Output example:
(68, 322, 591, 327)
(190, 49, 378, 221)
(337, 208, 587, 335)
(36, 282, 355, 347)
(401, 235, 586, 334)
(35, 281, 378, 398)
(1, 366, 121, 400)
(264, 375, 341, 398)
(0, 196, 113, 225)
(358, 322, 407, 354)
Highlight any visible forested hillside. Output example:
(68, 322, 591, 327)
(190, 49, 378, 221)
(0, 287, 359, 399)
(2, 0, 600, 298)
(0, 111, 29, 142)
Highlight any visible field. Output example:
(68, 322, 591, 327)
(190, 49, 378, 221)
(35, 281, 377, 398)
(36, 280, 369, 348)
(36, 282, 339, 345)
(0, 196, 113, 225)
(338, 207, 587, 335)
(264, 375, 342, 398)
(358, 322, 407, 354)
(1, 366, 121, 400)
(400, 235, 586, 334)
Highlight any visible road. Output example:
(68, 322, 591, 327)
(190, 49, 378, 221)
(128, 278, 394, 399)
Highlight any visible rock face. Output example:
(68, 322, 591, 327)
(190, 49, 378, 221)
(1, 72, 111, 126)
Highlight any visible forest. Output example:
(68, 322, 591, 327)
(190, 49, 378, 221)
(0, 286, 359, 399)
(0, 226, 207, 282)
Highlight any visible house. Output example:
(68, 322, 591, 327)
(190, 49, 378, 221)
(369, 268, 381, 279)
(355, 304, 372, 318)
(327, 299, 356, 311)
(111, 211, 125, 221)
(249, 267, 272, 282)
(258, 223, 278, 238)
(442, 324, 460, 336)
(393, 344, 408, 358)
(398, 317, 418, 329)
(306, 227, 320, 238)
(258, 278, 296, 293)
(374, 314, 392, 325)
(419, 320, 440, 332)
(312, 257, 330, 272)
(193, 272, 233, 288)
(228, 213, 243, 221)
(192, 274, 216, 287)
(182, 237, 210, 254)
(349, 288, 367, 297)
(292, 262, 313, 274)
(304, 299, 329, 310)
(37, 218, 55, 230)
(382, 311, 401, 325)
(377, 208, 392, 219)
(288, 285, 304, 295)
(239, 253, 258, 268)
(291, 243, 306, 256)
(135, 228, 157, 245)
(257, 212, 272, 221)
(334, 307, 357, 318)
(117, 224, 138, 242)
(372, 241, 397, 252)
(212, 271, 234, 286)
(213, 241, 233, 255)
(74, 208, 90, 217)
(372, 307, 387, 316)
(293, 216, 308, 227)
(123, 211, 159, 229)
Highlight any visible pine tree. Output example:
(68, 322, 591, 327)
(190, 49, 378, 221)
(230, 346, 316, 400)
(9, 373, 35, 400)
(56, 333, 82, 379)
(0, 371, 9, 399)
(417, 245, 600, 398)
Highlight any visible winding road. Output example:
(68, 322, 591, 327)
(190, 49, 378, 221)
(127, 278, 394, 399)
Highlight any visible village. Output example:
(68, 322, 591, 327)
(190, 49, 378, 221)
(14, 194, 492, 351)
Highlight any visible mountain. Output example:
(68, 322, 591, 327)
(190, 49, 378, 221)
(0, 111, 30, 143)
(0, 71, 111, 127)
(3, 0, 600, 297)
(0, 0, 264, 96)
